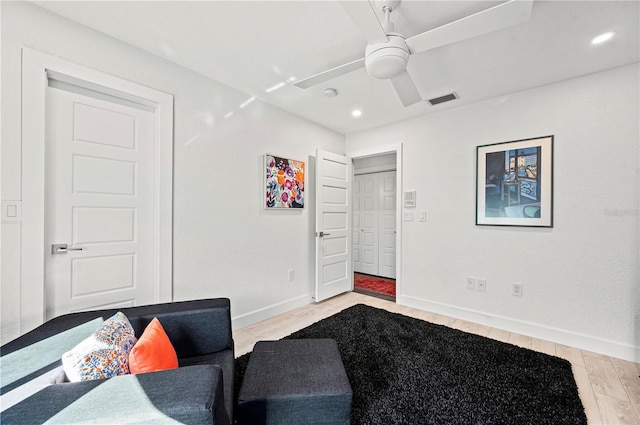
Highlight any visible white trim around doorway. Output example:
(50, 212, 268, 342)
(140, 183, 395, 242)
(346, 143, 403, 301)
(20, 48, 174, 334)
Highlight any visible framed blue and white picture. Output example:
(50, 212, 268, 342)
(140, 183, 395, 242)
(476, 135, 553, 227)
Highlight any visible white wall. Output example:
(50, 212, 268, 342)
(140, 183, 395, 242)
(1, 2, 344, 343)
(346, 64, 640, 361)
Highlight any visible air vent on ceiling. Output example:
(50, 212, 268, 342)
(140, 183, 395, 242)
(427, 92, 458, 106)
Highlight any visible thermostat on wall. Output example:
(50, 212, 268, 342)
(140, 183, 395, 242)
(403, 191, 416, 208)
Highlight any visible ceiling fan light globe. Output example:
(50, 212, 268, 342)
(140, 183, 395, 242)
(365, 36, 409, 79)
(366, 52, 408, 79)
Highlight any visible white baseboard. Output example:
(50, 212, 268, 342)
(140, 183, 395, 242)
(231, 293, 313, 331)
(398, 294, 640, 363)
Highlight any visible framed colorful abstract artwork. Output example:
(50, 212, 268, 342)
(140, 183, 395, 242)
(265, 154, 305, 209)
(476, 135, 553, 227)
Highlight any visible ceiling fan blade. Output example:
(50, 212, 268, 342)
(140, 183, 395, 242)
(294, 58, 365, 89)
(340, 1, 388, 45)
(406, 0, 533, 54)
(390, 70, 422, 107)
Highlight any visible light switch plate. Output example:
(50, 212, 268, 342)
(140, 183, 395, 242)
(2, 200, 22, 222)
(403, 211, 413, 221)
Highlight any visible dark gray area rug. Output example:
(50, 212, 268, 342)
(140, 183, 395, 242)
(235, 304, 587, 424)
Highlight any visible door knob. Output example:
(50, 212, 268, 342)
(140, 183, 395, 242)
(51, 243, 84, 254)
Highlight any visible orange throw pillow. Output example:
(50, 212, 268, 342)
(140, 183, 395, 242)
(129, 317, 178, 374)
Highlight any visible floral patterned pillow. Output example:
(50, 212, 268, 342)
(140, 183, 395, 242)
(62, 311, 138, 382)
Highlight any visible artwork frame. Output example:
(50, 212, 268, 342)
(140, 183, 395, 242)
(264, 154, 305, 209)
(476, 135, 553, 227)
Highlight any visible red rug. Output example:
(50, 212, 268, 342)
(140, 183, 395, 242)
(354, 273, 396, 298)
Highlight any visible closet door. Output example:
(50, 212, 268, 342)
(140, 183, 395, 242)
(353, 177, 363, 272)
(353, 174, 379, 274)
(378, 171, 396, 279)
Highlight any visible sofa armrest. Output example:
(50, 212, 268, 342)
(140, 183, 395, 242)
(1, 365, 229, 425)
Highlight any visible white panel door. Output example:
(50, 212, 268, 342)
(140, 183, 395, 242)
(352, 171, 396, 278)
(360, 174, 379, 275)
(379, 171, 397, 278)
(352, 177, 363, 272)
(45, 85, 157, 319)
(315, 150, 352, 302)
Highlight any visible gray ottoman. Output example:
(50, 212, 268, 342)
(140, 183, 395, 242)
(237, 339, 352, 425)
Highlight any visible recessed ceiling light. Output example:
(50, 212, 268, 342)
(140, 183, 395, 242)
(591, 31, 616, 45)
(351, 109, 362, 118)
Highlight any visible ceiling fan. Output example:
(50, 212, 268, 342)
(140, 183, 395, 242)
(294, 0, 533, 107)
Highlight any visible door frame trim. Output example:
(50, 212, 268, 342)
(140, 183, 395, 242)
(346, 144, 403, 302)
(20, 48, 174, 333)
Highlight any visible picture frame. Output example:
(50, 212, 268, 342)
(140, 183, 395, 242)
(476, 135, 553, 227)
(264, 154, 305, 209)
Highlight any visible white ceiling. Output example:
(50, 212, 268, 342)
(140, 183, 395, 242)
(33, 1, 639, 134)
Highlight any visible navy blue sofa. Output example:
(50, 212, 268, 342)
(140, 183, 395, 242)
(0, 298, 234, 424)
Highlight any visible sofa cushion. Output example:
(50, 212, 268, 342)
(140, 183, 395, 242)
(1, 365, 230, 425)
(129, 317, 178, 374)
(62, 312, 137, 382)
(126, 300, 233, 358)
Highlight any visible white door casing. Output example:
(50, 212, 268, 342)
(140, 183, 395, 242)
(315, 149, 352, 302)
(347, 144, 403, 300)
(21, 48, 173, 333)
(45, 85, 157, 319)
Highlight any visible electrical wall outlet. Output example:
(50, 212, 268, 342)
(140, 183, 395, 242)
(477, 279, 487, 291)
(288, 269, 295, 281)
(512, 282, 523, 296)
(466, 277, 476, 290)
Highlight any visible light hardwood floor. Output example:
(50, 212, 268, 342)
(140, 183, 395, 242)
(234, 292, 640, 425)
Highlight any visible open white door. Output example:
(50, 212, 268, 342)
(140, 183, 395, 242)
(315, 150, 352, 302)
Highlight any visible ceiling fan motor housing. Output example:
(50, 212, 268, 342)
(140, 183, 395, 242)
(365, 34, 409, 79)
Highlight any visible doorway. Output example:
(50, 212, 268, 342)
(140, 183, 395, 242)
(20, 48, 173, 332)
(352, 153, 397, 301)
